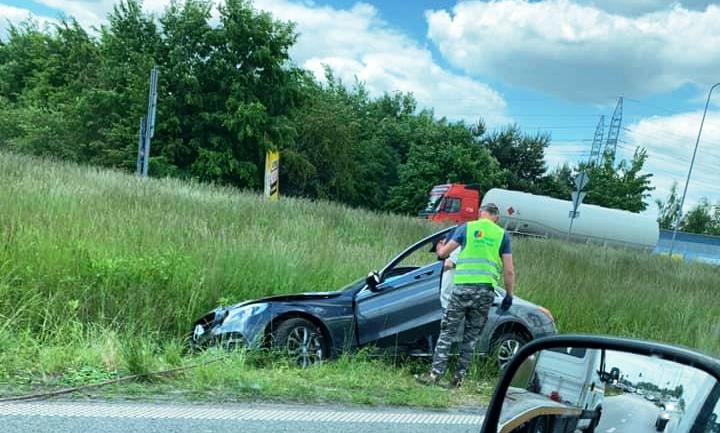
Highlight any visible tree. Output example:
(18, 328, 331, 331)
(386, 113, 503, 214)
(539, 163, 574, 200)
(656, 182, 681, 230)
(483, 125, 550, 193)
(280, 73, 363, 204)
(682, 199, 714, 234)
(581, 148, 654, 212)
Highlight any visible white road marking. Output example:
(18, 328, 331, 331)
(0, 402, 484, 425)
(621, 418, 627, 423)
(606, 428, 617, 433)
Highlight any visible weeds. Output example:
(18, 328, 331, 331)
(0, 151, 718, 406)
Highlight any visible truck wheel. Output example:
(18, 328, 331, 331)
(272, 318, 327, 368)
(527, 415, 550, 433)
(491, 330, 529, 370)
(583, 408, 602, 433)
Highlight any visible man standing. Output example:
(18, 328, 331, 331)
(416, 203, 514, 387)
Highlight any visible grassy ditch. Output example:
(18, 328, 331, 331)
(0, 152, 718, 406)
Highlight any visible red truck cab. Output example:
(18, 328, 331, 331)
(421, 183, 480, 224)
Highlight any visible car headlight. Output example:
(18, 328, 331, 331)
(193, 324, 206, 341)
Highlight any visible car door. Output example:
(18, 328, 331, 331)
(354, 232, 448, 347)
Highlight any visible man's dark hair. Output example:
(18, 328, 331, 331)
(480, 203, 499, 216)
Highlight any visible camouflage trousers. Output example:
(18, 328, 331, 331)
(431, 284, 494, 378)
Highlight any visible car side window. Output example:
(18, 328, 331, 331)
(383, 236, 442, 281)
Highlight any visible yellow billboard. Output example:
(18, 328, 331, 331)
(264, 150, 279, 200)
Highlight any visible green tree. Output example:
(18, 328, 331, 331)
(539, 163, 574, 200)
(682, 199, 714, 234)
(214, 0, 303, 188)
(656, 182, 681, 230)
(386, 114, 502, 214)
(281, 73, 363, 203)
(581, 148, 654, 212)
(483, 125, 550, 193)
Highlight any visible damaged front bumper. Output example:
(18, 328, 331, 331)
(188, 302, 273, 351)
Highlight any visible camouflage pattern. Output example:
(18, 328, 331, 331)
(431, 283, 495, 379)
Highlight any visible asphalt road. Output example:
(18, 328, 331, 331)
(598, 394, 662, 433)
(0, 400, 485, 433)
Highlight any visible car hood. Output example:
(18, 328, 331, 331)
(230, 291, 344, 308)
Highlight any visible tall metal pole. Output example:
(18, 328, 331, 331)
(141, 66, 159, 178)
(668, 82, 720, 256)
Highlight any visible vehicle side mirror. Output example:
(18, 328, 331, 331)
(480, 335, 720, 433)
(599, 367, 620, 383)
(366, 271, 381, 292)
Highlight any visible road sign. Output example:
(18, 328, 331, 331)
(264, 150, 279, 200)
(574, 172, 590, 190)
(571, 191, 587, 211)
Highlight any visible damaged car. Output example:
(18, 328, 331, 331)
(189, 227, 557, 368)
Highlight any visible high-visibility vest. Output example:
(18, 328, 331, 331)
(453, 219, 504, 286)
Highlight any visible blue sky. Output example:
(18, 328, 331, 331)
(3, 0, 720, 215)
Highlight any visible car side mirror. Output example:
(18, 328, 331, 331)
(366, 271, 381, 292)
(480, 335, 720, 433)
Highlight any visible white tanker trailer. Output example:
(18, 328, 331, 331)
(481, 188, 659, 250)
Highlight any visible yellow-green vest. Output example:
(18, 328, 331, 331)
(453, 219, 504, 286)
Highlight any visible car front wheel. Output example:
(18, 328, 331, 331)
(492, 330, 529, 370)
(272, 318, 327, 367)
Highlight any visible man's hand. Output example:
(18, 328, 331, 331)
(500, 294, 513, 311)
(443, 259, 455, 271)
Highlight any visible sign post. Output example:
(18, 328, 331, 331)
(264, 150, 279, 200)
(136, 117, 146, 176)
(137, 66, 158, 177)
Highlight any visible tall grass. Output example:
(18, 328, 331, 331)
(0, 151, 430, 337)
(0, 151, 718, 403)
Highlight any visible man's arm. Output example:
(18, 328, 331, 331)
(437, 225, 465, 259)
(436, 239, 460, 259)
(501, 253, 514, 296)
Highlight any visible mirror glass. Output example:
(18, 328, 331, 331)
(499, 347, 719, 433)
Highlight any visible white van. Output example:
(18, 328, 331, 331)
(529, 347, 608, 432)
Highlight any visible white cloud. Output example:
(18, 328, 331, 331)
(31, 0, 168, 28)
(426, 0, 720, 103)
(576, 0, 713, 16)
(254, 0, 510, 125)
(22, 0, 510, 124)
(0, 3, 56, 37)
(622, 108, 720, 213)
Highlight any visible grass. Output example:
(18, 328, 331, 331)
(0, 151, 719, 407)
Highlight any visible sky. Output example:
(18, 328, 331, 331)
(605, 350, 714, 399)
(3, 0, 720, 216)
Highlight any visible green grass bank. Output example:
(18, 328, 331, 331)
(0, 152, 718, 406)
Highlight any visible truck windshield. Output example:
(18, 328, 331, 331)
(548, 347, 587, 358)
(424, 193, 444, 214)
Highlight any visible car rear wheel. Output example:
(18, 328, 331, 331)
(272, 318, 327, 367)
(491, 330, 529, 370)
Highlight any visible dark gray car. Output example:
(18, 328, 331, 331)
(190, 227, 557, 368)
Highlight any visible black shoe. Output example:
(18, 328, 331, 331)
(449, 375, 464, 388)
